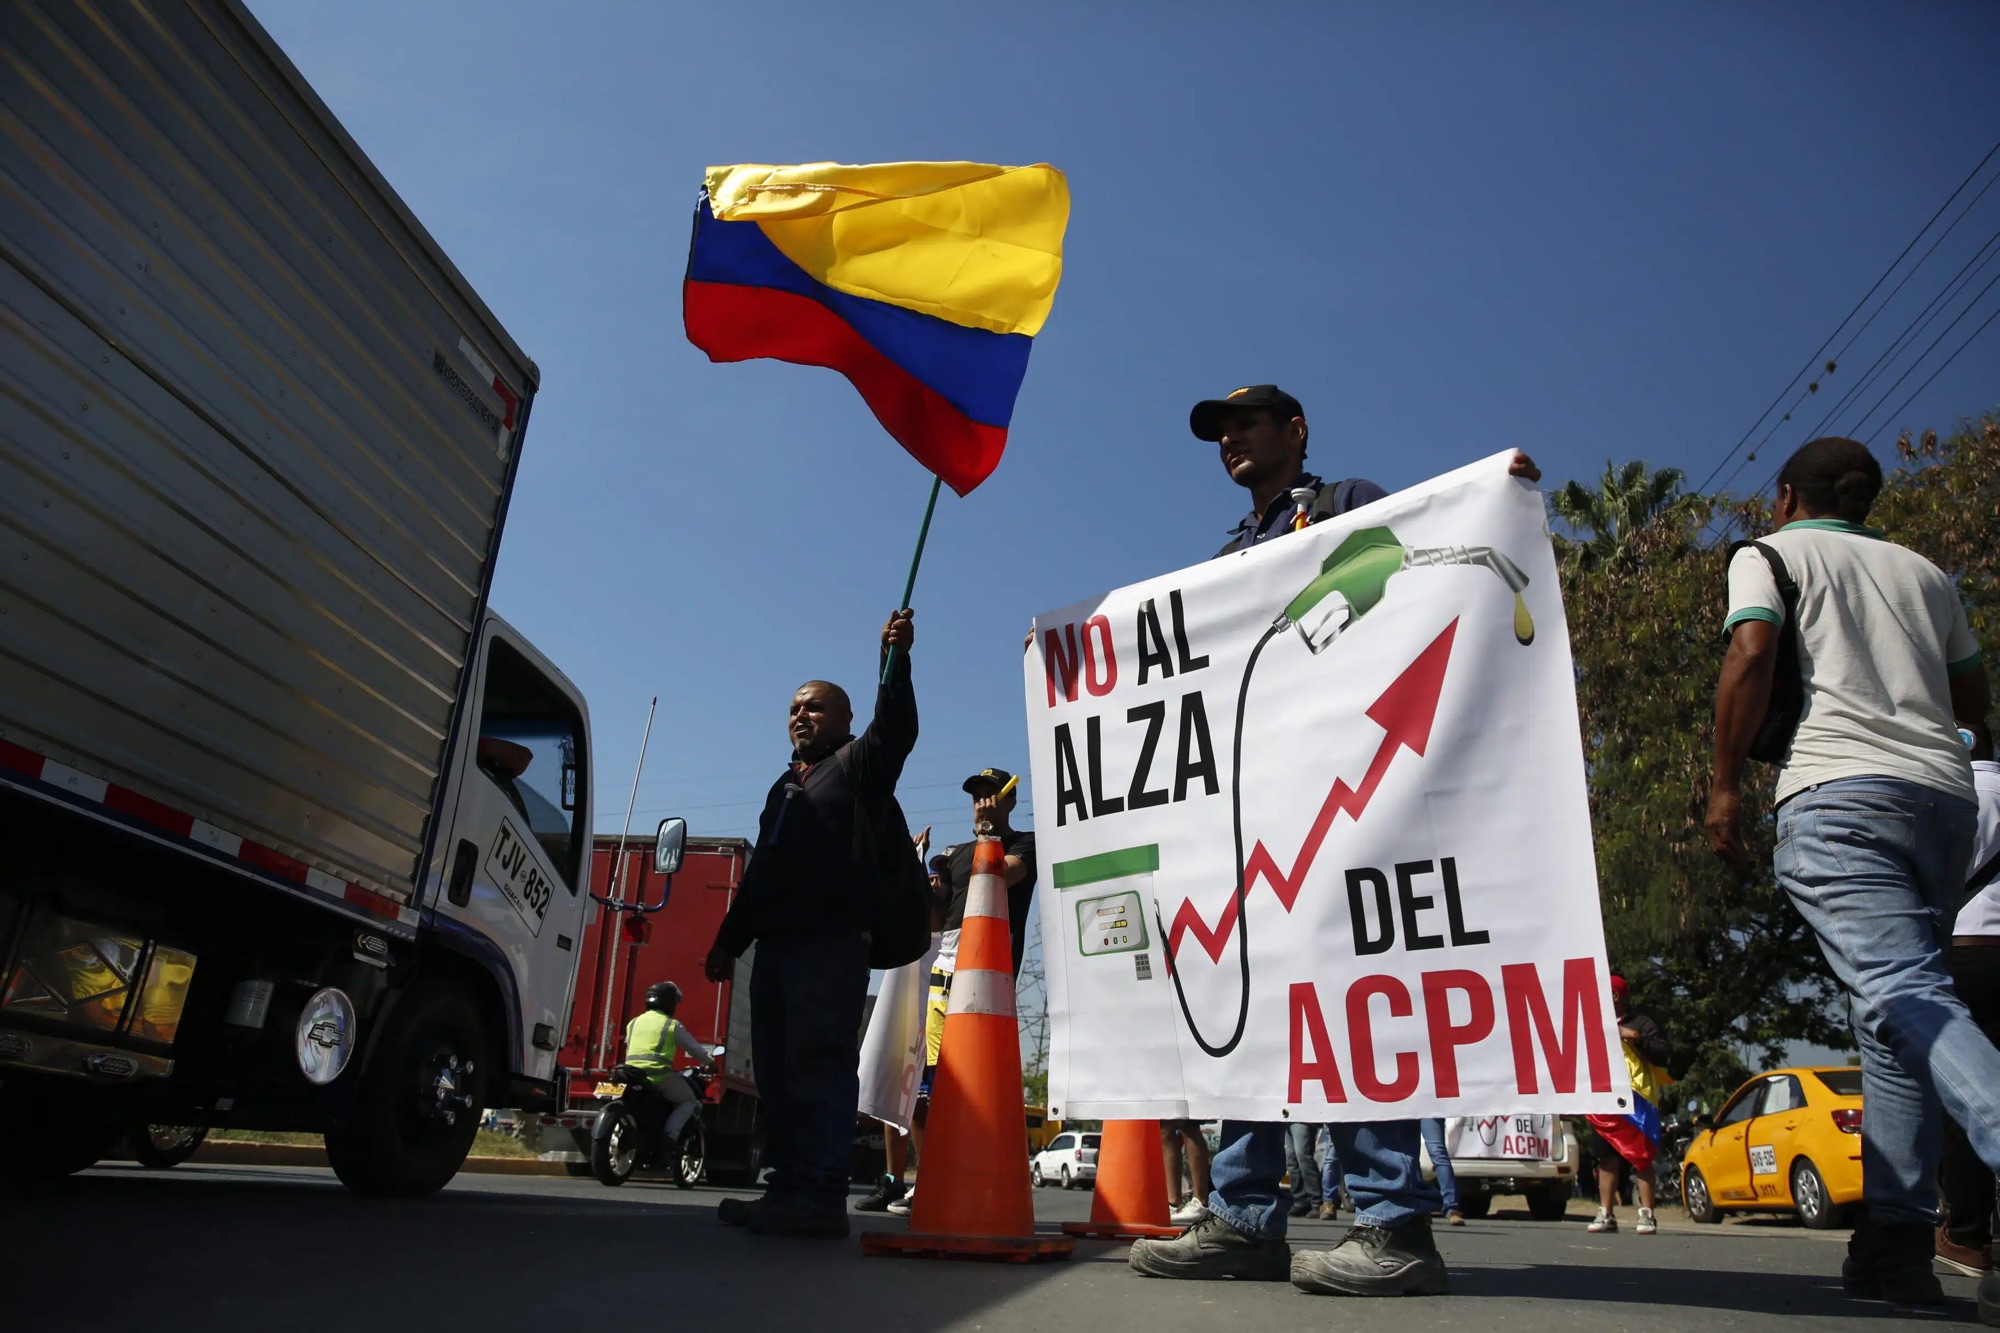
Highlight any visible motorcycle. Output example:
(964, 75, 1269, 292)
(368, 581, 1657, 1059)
(589, 1047, 721, 1188)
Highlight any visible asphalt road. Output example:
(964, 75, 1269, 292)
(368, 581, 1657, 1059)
(3, 1165, 1986, 1331)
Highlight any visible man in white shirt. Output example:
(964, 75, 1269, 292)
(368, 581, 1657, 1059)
(1706, 436, 1995, 1314)
(1937, 735, 2000, 1282)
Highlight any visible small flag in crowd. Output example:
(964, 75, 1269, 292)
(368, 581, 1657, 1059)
(684, 160, 1069, 495)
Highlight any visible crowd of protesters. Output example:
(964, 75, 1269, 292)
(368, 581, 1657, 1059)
(694, 377, 1997, 1321)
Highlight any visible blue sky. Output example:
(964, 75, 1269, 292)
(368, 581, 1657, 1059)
(250, 0, 2000, 851)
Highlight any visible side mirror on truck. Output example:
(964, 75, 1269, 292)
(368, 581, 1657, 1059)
(654, 817, 687, 876)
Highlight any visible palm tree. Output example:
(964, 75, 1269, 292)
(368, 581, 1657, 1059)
(1551, 461, 1702, 567)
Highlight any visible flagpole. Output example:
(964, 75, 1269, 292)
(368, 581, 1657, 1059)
(882, 474, 942, 685)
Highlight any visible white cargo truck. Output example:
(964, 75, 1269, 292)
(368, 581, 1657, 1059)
(0, 0, 608, 1195)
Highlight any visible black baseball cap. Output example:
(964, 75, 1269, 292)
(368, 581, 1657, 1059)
(962, 766, 1014, 795)
(928, 853, 951, 875)
(1190, 384, 1304, 442)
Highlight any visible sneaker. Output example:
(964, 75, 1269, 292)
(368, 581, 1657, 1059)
(1170, 1198, 1209, 1226)
(1845, 1220, 1946, 1305)
(1289, 1216, 1449, 1297)
(1129, 1211, 1291, 1281)
(1586, 1210, 1617, 1234)
(1447, 1210, 1466, 1228)
(854, 1175, 905, 1214)
(1978, 1265, 1998, 1327)
(885, 1191, 914, 1217)
(747, 1193, 851, 1240)
(1318, 1200, 1339, 1222)
(1937, 1225, 1992, 1278)
(1635, 1208, 1656, 1236)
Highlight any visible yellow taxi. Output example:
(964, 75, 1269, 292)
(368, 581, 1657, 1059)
(1681, 1065, 1863, 1229)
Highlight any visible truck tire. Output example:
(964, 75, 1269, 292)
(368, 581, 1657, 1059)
(324, 982, 488, 1197)
(130, 1124, 208, 1169)
(1524, 1182, 1571, 1222)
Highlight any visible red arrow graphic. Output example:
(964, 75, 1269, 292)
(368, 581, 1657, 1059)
(1167, 618, 1458, 963)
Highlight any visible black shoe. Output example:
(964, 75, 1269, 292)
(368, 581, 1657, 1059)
(1843, 1219, 1945, 1305)
(1289, 1199, 1315, 1218)
(854, 1175, 906, 1213)
(1128, 1211, 1291, 1280)
(748, 1194, 851, 1240)
(1290, 1216, 1449, 1297)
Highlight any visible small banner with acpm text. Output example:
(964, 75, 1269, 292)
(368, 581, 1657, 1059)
(1025, 452, 1630, 1122)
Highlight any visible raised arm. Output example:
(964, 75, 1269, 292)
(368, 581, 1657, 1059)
(851, 610, 918, 793)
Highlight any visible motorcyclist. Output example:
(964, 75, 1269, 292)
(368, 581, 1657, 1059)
(623, 981, 715, 1143)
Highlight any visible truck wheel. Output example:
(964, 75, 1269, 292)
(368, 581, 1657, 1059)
(130, 1125, 208, 1169)
(1524, 1182, 1571, 1222)
(325, 982, 488, 1197)
(590, 1105, 638, 1186)
(1457, 1192, 1491, 1219)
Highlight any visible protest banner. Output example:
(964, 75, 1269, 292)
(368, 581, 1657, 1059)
(1024, 452, 1629, 1122)
(1444, 1113, 1562, 1162)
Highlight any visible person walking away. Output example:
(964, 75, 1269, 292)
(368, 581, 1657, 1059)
(1936, 730, 2000, 1279)
(706, 610, 918, 1239)
(1285, 1121, 1323, 1218)
(621, 981, 715, 1143)
(1418, 1120, 1465, 1226)
(1582, 976, 1669, 1235)
(1706, 437, 1998, 1314)
(1126, 382, 1540, 1297)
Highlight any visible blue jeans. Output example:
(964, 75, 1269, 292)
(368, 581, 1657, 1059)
(1284, 1121, 1320, 1204)
(1317, 1125, 1342, 1203)
(1775, 775, 2000, 1226)
(747, 932, 871, 1209)
(1418, 1118, 1459, 1212)
(1209, 1119, 1438, 1236)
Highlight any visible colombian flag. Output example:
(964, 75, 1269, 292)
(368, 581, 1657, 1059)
(683, 161, 1069, 496)
(1587, 1041, 1669, 1172)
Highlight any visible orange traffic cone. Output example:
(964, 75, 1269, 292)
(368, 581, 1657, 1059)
(860, 833, 1074, 1263)
(1061, 1119, 1182, 1239)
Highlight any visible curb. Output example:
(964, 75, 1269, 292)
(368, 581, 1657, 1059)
(112, 1139, 572, 1177)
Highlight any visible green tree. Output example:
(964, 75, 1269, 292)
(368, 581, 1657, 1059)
(1551, 460, 1702, 569)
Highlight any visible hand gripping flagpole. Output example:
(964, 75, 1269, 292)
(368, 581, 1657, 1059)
(881, 475, 943, 685)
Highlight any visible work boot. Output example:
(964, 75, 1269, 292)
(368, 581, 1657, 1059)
(1128, 1211, 1291, 1280)
(1843, 1219, 1945, 1305)
(853, 1175, 905, 1213)
(747, 1193, 851, 1240)
(1290, 1216, 1449, 1297)
(1318, 1200, 1339, 1221)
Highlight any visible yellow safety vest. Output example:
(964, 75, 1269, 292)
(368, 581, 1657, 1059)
(624, 1011, 678, 1071)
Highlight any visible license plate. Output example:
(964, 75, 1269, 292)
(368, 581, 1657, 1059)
(593, 1082, 625, 1099)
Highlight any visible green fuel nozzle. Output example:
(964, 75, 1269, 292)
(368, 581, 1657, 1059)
(1274, 527, 1535, 654)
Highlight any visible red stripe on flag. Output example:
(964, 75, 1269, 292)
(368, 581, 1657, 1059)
(104, 785, 196, 837)
(239, 841, 309, 882)
(683, 279, 1008, 496)
(0, 739, 46, 780)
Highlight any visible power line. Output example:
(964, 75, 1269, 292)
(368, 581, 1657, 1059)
(1862, 297, 2000, 447)
(1848, 266, 2000, 442)
(1694, 137, 2000, 494)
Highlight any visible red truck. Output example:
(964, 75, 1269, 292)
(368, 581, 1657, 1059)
(537, 832, 761, 1183)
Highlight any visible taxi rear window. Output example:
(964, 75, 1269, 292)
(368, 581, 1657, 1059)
(1814, 1069, 1862, 1098)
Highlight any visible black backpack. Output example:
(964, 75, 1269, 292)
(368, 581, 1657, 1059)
(840, 750, 933, 970)
(1726, 539, 1804, 764)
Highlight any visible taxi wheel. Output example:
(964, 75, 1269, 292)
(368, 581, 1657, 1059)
(1683, 1166, 1720, 1224)
(1790, 1158, 1837, 1230)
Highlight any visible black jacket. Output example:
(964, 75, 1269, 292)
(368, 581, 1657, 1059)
(714, 654, 917, 954)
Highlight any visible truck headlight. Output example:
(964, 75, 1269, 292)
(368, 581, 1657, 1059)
(295, 987, 355, 1085)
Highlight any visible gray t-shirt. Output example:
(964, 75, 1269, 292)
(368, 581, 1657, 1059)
(1724, 519, 1979, 804)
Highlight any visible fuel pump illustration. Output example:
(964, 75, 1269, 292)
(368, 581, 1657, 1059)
(1158, 524, 1537, 1058)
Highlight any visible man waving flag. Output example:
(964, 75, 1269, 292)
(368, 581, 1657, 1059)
(684, 160, 1069, 496)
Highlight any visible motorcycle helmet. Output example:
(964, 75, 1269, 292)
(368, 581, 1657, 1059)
(646, 980, 682, 1013)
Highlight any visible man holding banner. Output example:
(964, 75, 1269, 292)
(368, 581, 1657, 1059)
(1035, 385, 1561, 1297)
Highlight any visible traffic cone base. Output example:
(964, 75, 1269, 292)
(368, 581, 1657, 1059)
(1059, 1118, 1181, 1240)
(860, 835, 1071, 1264)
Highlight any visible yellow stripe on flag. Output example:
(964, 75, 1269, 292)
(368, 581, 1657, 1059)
(703, 161, 1069, 338)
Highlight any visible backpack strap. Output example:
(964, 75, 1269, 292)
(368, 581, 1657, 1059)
(1724, 539, 1799, 628)
(1970, 846, 2000, 895)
